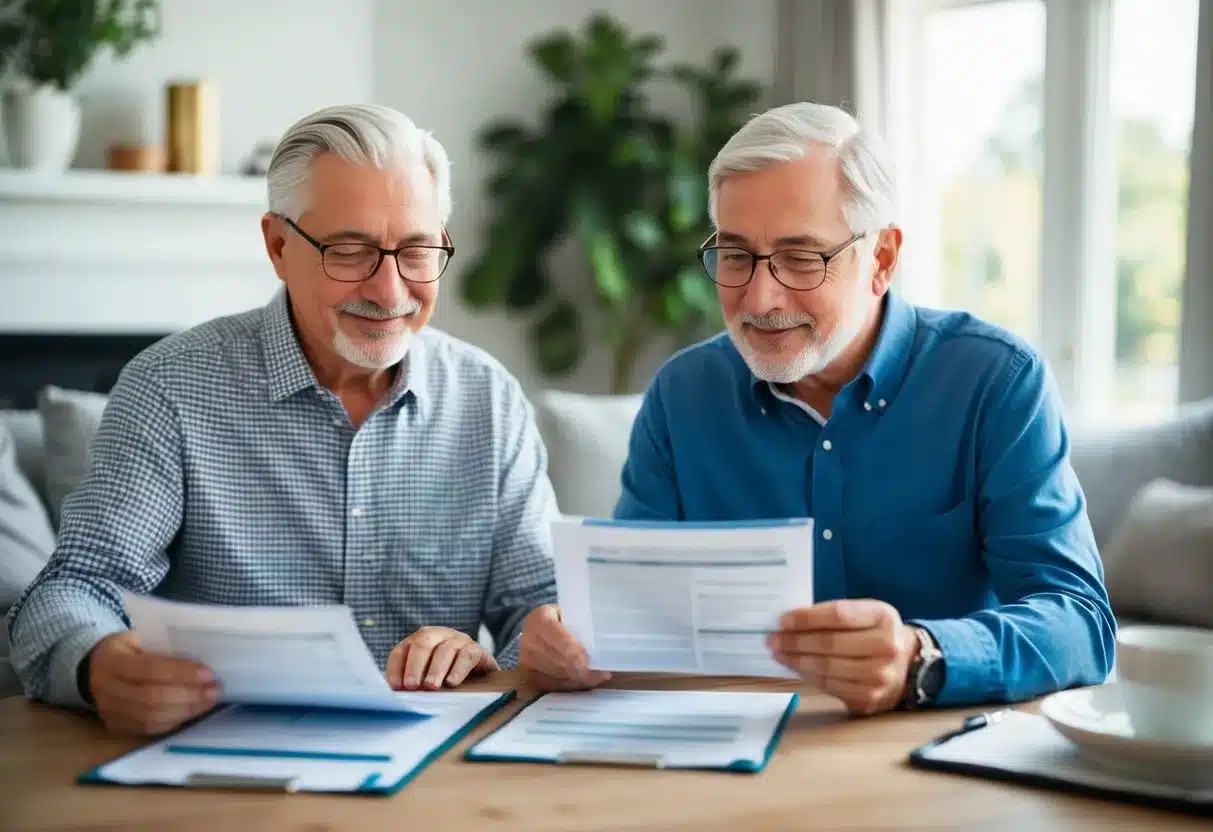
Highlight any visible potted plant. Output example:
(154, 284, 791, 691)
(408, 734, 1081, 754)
(460, 12, 763, 394)
(0, 0, 160, 171)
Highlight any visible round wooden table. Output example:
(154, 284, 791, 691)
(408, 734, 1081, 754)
(0, 671, 1203, 830)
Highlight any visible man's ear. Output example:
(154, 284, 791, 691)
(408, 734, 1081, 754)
(871, 226, 903, 293)
(261, 213, 289, 284)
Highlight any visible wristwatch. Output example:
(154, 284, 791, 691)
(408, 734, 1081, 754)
(901, 625, 945, 709)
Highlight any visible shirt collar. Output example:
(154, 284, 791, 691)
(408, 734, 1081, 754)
(260, 287, 428, 413)
(747, 291, 918, 411)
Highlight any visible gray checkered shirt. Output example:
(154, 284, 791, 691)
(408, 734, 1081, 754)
(6, 289, 558, 708)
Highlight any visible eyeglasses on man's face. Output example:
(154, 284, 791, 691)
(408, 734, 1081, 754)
(279, 215, 455, 284)
(697, 232, 865, 291)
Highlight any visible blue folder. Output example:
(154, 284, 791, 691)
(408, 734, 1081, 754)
(79, 690, 515, 796)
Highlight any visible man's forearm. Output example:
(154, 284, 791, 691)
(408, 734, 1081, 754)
(912, 592, 1116, 707)
(8, 585, 127, 709)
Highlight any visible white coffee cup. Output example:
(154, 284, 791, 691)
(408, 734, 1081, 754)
(1116, 624, 1213, 745)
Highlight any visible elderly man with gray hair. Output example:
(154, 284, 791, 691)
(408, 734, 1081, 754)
(521, 101, 1116, 715)
(6, 104, 558, 736)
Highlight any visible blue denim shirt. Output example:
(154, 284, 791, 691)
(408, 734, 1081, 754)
(614, 291, 1116, 706)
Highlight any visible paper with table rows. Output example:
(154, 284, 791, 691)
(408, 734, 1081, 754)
(469, 688, 796, 770)
(552, 518, 814, 677)
(123, 593, 423, 713)
(92, 691, 505, 793)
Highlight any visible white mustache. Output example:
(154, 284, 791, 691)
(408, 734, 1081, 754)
(336, 299, 420, 320)
(739, 311, 815, 332)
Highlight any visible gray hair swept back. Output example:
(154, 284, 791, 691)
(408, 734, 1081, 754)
(266, 103, 452, 223)
(708, 102, 896, 235)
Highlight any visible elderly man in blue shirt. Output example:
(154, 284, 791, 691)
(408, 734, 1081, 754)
(7, 104, 557, 735)
(520, 101, 1116, 715)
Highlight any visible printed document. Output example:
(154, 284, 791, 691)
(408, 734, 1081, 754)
(91, 691, 507, 793)
(552, 518, 813, 677)
(468, 688, 797, 770)
(124, 593, 423, 713)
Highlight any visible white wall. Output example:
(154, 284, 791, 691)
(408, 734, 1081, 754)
(58, 0, 374, 173)
(372, 0, 777, 393)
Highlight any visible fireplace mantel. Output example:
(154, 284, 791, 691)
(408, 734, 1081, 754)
(0, 169, 280, 333)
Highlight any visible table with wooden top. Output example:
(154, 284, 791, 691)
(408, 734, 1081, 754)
(0, 671, 1204, 831)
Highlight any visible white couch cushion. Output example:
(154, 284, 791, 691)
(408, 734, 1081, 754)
(37, 386, 109, 528)
(534, 390, 643, 519)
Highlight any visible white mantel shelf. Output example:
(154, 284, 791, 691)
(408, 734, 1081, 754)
(0, 167, 279, 333)
(0, 168, 267, 207)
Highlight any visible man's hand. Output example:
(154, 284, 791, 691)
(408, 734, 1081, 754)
(519, 604, 611, 692)
(767, 599, 919, 716)
(88, 630, 220, 736)
(386, 627, 498, 691)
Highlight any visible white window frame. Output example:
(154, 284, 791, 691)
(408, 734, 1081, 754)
(892, 0, 1121, 421)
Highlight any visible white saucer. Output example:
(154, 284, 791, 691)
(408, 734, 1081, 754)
(1040, 682, 1213, 786)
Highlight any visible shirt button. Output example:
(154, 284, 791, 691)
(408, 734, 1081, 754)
(878, 399, 887, 408)
(362, 617, 376, 628)
(822, 528, 833, 541)
(821, 439, 833, 451)
(863, 402, 872, 411)
(350, 507, 363, 518)
(332, 417, 343, 427)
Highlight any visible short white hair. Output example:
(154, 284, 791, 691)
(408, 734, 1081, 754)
(266, 103, 452, 223)
(708, 102, 895, 234)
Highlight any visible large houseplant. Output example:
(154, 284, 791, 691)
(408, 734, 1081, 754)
(0, 0, 161, 170)
(459, 13, 763, 394)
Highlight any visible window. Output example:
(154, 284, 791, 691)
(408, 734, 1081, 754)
(1109, 0, 1200, 424)
(894, 0, 1202, 426)
(918, 1, 1045, 342)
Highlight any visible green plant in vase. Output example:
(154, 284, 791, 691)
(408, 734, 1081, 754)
(0, 0, 161, 170)
(460, 12, 763, 394)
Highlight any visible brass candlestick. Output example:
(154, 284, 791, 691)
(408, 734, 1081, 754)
(166, 81, 218, 175)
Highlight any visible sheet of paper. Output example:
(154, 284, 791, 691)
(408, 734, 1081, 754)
(93, 691, 506, 793)
(469, 689, 795, 770)
(922, 712, 1213, 803)
(552, 518, 814, 676)
(123, 593, 423, 713)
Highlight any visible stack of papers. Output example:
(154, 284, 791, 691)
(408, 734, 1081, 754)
(84, 691, 513, 794)
(552, 517, 814, 677)
(466, 688, 799, 772)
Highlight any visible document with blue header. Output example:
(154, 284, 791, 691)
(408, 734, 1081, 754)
(466, 688, 799, 772)
(82, 690, 513, 795)
(552, 518, 814, 677)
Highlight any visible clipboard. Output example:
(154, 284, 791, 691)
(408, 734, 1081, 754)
(463, 688, 799, 773)
(78, 690, 515, 796)
(907, 710, 1213, 818)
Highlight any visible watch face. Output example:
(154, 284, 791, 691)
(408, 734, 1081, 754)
(921, 655, 946, 700)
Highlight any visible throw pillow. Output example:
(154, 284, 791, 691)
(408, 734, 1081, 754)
(1101, 478, 1213, 629)
(37, 386, 110, 528)
(0, 418, 55, 615)
(534, 390, 644, 518)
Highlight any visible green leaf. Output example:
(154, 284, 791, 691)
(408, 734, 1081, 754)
(530, 32, 577, 83)
(505, 265, 550, 312)
(532, 298, 584, 375)
(677, 265, 718, 315)
(574, 194, 630, 305)
(712, 47, 740, 74)
(480, 124, 529, 153)
(622, 212, 664, 250)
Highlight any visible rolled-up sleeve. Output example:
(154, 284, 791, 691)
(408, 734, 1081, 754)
(5, 357, 184, 708)
(910, 352, 1117, 706)
(481, 380, 558, 668)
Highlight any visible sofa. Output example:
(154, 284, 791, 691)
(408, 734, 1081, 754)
(3, 386, 1213, 698)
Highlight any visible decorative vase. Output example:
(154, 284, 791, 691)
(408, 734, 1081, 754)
(2, 84, 82, 171)
(166, 80, 218, 175)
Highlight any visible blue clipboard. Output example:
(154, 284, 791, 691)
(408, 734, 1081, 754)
(78, 690, 516, 796)
(463, 690, 800, 773)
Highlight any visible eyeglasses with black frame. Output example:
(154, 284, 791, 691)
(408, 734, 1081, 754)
(279, 215, 455, 284)
(697, 231, 865, 291)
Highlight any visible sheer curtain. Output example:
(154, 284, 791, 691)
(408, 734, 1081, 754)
(773, 0, 890, 136)
(1178, 0, 1213, 403)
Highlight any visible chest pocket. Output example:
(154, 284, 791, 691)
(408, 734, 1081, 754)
(847, 500, 982, 618)
(383, 532, 491, 634)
